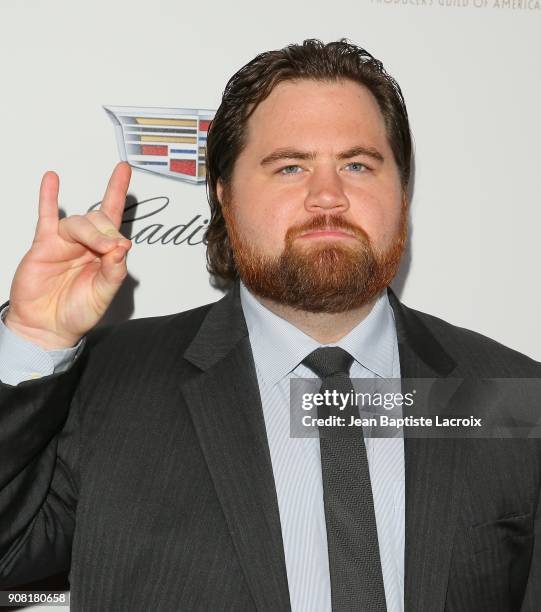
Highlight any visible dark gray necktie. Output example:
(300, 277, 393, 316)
(303, 347, 387, 612)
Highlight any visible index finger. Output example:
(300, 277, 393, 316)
(99, 161, 132, 229)
(36, 171, 60, 239)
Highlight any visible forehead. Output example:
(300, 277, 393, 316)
(243, 78, 389, 153)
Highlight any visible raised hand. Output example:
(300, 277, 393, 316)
(5, 162, 133, 350)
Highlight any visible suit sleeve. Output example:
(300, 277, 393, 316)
(0, 354, 86, 587)
(520, 475, 541, 610)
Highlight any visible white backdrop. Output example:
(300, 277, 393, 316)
(1, 0, 540, 608)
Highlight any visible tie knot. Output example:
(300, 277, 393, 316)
(302, 347, 354, 379)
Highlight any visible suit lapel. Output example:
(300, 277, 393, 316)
(181, 283, 291, 611)
(388, 289, 465, 612)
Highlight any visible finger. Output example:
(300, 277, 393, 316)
(93, 246, 129, 303)
(85, 210, 132, 249)
(58, 215, 126, 254)
(36, 171, 60, 239)
(99, 162, 132, 229)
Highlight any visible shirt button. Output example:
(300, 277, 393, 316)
(30, 372, 42, 379)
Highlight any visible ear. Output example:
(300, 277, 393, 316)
(217, 179, 224, 206)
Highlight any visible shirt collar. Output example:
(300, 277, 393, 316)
(240, 281, 397, 387)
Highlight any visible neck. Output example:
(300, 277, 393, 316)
(254, 294, 380, 344)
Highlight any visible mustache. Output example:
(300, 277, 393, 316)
(285, 215, 369, 242)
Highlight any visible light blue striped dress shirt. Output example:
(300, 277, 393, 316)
(0, 306, 82, 385)
(239, 282, 404, 612)
(0, 288, 405, 611)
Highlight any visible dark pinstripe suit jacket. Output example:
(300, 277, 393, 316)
(0, 283, 540, 611)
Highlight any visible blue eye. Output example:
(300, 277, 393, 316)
(347, 162, 368, 172)
(279, 165, 302, 174)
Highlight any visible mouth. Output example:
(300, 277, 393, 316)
(297, 228, 356, 240)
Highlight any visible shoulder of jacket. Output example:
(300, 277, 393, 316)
(403, 303, 541, 374)
(84, 300, 216, 352)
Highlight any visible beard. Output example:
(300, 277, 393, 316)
(222, 200, 408, 314)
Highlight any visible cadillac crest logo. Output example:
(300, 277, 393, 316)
(104, 105, 215, 184)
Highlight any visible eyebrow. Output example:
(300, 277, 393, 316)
(259, 145, 385, 166)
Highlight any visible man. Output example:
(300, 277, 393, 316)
(0, 39, 539, 611)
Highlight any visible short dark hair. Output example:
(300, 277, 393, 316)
(205, 38, 412, 282)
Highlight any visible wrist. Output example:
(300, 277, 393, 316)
(4, 314, 81, 350)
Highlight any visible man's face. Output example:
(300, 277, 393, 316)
(218, 78, 407, 313)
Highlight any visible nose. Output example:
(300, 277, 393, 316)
(304, 166, 350, 214)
